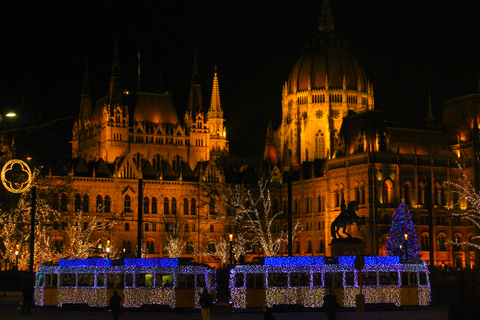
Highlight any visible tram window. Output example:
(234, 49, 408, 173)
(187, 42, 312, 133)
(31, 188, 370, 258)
(60, 274, 76, 287)
(45, 274, 57, 288)
(135, 273, 153, 287)
(364, 272, 377, 286)
(234, 273, 244, 288)
(125, 274, 134, 287)
(197, 274, 206, 287)
(36, 274, 44, 286)
(155, 274, 174, 287)
(107, 274, 124, 288)
(379, 272, 398, 286)
(268, 273, 288, 287)
(324, 273, 332, 287)
(78, 274, 94, 287)
(290, 272, 309, 287)
(209, 274, 215, 288)
(419, 272, 428, 285)
(177, 274, 195, 288)
(410, 273, 417, 285)
(97, 273, 105, 287)
(345, 272, 355, 286)
(325, 272, 343, 287)
(246, 274, 265, 288)
(313, 273, 322, 287)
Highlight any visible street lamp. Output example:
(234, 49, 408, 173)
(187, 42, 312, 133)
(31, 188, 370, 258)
(229, 234, 234, 264)
(106, 240, 111, 259)
(404, 233, 408, 261)
(14, 249, 19, 271)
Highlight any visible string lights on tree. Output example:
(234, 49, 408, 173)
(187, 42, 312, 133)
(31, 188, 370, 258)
(445, 162, 480, 250)
(386, 202, 420, 260)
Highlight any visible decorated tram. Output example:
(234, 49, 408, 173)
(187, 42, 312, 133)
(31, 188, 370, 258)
(229, 256, 430, 308)
(34, 258, 216, 308)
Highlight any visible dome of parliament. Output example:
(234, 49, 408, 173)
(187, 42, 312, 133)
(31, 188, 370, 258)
(286, 38, 370, 94)
(286, 2, 369, 94)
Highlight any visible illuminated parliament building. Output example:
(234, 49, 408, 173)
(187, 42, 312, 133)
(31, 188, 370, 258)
(44, 1, 476, 269)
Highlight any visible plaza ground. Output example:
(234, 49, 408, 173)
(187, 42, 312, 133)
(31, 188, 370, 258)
(0, 292, 449, 320)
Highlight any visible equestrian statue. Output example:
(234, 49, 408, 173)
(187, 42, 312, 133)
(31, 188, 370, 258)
(331, 199, 363, 239)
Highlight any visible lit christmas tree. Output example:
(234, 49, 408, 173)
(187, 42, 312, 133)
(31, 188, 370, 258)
(386, 202, 420, 260)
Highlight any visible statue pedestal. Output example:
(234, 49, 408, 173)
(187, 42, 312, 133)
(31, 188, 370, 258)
(330, 238, 365, 256)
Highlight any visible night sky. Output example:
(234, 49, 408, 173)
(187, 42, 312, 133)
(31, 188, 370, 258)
(1, 0, 480, 166)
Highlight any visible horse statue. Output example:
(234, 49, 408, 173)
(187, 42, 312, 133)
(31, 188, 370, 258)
(331, 200, 363, 239)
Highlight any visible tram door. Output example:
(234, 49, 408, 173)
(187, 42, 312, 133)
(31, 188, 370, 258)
(246, 273, 265, 307)
(400, 272, 419, 305)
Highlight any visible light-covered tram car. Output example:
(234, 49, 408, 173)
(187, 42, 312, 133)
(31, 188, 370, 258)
(229, 256, 430, 308)
(34, 258, 216, 309)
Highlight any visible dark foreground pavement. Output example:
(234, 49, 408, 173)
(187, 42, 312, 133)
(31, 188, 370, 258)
(0, 292, 449, 320)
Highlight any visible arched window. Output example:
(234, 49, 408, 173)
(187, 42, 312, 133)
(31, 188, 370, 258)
(144, 197, 150, 214)
(318, 238, 325, 254)
(354, 182, 360, 203)
(164, 197, 170, 214)
(61, 193, 69, 212)
(421, 233, 429, 250)
(382, 180, 393, 205)
(295, 238, 301, 254)
(334, 185, 340, 207)
(74, 194, 82, 212)
(403, 182, 411, 205)
(360, 181, 366, 204)
(434, 184, 441, 205)
(306, 197, 310, 213)
(437, 234, 447, 251)
(191, 198, 196, 215)
(171, 198, 177, 214)
(339, 184, 345, 205)
(418, 183, 425, 205)
(441, 185, 447, 206)
(124, 195, 131, 213)
(306, 238, 312, 253)
(104, 195, 111, 213)
(96, 195, 103, 213)
(184, 198, 189, 215)
(82, 195, 89, 212)
(146, 240, 155, 254)
(151, 197, 157, 214)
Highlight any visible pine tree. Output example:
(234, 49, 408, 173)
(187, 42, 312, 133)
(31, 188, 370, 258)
(386, 202, 420, 260)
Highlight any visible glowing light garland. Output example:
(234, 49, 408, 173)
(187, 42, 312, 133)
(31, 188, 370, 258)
(34, 258, 216, 309)
(229, 256, 430, 308)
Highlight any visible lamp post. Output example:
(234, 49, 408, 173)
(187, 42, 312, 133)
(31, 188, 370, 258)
(404, 233, 408, 261)
(229, 234, 234, 265)
(14, 248, 19, 271)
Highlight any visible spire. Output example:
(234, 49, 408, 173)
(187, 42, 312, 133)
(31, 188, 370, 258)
(426, 92, 435, 129)
(108, 39, 123, 107)
(319, 0, 334, 33)
(209, 65, 222, 113)
(191, 47, 201, 85)
(79, 61, 92, 119)
(188, 48, 203, 114)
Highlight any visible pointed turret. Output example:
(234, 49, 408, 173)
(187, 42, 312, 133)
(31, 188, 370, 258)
(207, 65, 228, 159)
(79, 61, 92, 120)
(319, 0, 334, 33)
(108, 40, 123, 107)
(209, 65, 221, 114)
(188, 48, 203, 114)
(263, 116, 278, 166)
